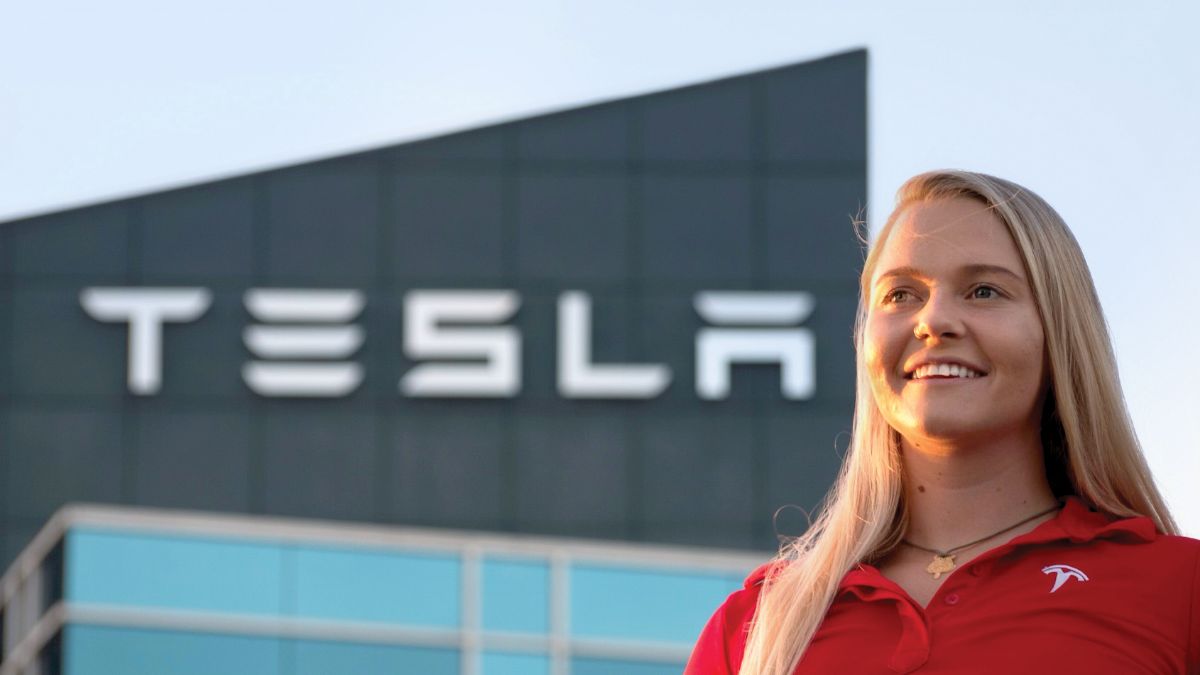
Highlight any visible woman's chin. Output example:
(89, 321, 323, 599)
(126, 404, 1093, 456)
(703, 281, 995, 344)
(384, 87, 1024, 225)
(894, 415, 994, 449)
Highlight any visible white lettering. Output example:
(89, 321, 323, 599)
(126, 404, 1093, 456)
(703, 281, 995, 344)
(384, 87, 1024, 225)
(694, 291, 816, 400)
(78, 286, 823, 400)
(557, 291, 670, 398)
(242, 289, 365, 397)
(80, 287, 212, 395)
(242, 362, 363, 397)
(400, 290, 520, 397)
(244, 288, 364, 322)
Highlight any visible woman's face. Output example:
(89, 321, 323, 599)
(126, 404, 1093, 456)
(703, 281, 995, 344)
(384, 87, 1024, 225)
(863, 197, 1048, 449)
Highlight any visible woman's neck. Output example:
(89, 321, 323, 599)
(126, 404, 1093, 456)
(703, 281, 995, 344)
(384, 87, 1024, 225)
(899, 432, 1059, 552)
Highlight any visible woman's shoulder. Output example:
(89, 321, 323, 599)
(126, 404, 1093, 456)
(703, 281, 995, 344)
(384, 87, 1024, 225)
(1120, 529, 1200, 671)
(1104, 530, 1200, 591)
(684, 561, 778, 675)
(1140, 532, 1200, 579)
(1149, 532, 1200, 554)
(718, 560, 778, 626)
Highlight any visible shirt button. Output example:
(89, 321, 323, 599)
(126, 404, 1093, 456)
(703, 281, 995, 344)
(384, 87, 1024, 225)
(944, 592, 961, 606)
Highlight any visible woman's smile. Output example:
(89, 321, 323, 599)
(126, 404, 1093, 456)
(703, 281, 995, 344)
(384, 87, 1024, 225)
(905, 360, 987, 380)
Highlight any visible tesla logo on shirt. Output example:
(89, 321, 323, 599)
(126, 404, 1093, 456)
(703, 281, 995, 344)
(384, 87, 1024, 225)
(1042, 564, 1088, 593)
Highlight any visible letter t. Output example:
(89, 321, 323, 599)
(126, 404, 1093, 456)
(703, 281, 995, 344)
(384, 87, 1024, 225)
(80, 287, 212, 394)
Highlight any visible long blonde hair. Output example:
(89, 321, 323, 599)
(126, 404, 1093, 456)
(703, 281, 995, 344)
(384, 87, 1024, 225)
(738, 170, 1178, 675)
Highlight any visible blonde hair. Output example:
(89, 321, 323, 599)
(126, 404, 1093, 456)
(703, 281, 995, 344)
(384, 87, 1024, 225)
(738, 170, 1178, 675)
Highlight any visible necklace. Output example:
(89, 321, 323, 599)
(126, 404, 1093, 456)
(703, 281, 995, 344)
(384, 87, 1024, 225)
(902, 502, 1061, 579)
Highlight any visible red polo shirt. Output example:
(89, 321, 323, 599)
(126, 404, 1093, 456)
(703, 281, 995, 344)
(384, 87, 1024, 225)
(686, 497, 1200, 674)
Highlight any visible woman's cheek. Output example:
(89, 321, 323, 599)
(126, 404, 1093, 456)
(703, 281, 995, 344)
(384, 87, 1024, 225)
(862, 342, 900, 416)
(1010, 315, 1047, 377)
(861, 315, 888, 366)
(862, 342, 890, 393)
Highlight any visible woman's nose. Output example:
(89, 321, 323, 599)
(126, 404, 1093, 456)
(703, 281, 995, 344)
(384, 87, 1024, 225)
(913, 295, 963, 340)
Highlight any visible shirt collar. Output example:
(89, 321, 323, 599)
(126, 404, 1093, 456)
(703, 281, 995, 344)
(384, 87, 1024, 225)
(1007, 494, 1157, 546)
(839, 495, 1157, 591)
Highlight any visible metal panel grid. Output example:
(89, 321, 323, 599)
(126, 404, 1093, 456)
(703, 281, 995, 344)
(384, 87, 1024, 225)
(0, 49, 866, 564)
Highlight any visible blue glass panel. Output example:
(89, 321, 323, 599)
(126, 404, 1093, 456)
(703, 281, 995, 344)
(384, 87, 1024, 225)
(570, 564, 742, 643)
(294, 639, 458, 675)
(66, 529, 283, 615)
(63, 625, 281, 675)
(482, 651, 550, 675)
(292, 545, 460, 627)
(482, 557, 549, 633)
(571, 658, 684, 675)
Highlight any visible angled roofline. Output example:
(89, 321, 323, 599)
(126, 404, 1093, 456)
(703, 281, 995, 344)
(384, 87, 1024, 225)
(0, 47, 865, 225)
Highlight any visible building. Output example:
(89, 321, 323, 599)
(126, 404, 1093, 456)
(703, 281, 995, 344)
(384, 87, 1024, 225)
(0, 49, 866, 673)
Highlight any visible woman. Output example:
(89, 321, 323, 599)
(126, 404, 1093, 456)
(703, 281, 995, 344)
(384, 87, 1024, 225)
(686, 170, 1199, 674)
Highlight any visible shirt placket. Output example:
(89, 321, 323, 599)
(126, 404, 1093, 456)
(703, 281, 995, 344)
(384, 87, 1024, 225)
(841, 570, 933, 673)
(843, 550, 1008, 674)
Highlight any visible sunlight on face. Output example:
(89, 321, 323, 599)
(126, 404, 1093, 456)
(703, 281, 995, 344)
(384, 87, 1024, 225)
(863, 197, 1048, 450)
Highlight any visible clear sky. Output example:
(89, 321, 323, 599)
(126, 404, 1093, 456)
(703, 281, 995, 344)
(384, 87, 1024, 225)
(3, 1, 1197, 532)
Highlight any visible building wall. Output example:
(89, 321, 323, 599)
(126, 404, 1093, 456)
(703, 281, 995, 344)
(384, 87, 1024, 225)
(0, 50, 866, 567)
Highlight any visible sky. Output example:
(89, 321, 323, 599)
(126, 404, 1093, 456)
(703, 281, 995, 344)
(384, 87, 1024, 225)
(3, 1, 1198, 532)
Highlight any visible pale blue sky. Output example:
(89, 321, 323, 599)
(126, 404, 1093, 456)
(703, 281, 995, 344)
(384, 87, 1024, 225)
(3, 1, 1197, 531)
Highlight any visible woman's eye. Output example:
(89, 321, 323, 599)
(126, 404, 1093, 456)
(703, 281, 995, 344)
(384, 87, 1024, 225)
(884, 289, 913, 304)
(971, 285, 999, 299)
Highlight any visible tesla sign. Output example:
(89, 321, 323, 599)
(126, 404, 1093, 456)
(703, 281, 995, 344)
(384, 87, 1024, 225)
(80, 287, 817, 400)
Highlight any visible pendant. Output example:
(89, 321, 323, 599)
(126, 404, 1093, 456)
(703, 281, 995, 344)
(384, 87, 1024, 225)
(926, 554, 956, 580)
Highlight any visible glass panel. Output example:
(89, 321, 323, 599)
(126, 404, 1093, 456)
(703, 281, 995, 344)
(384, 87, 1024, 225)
(570, 657, 685, 675)
(292, 545, 460, 627)
(66, 529, 283, 615)
(481, 557, 549, 634)
(570, 564, 741, 643)
(63, 625, 281, 675)
(293, 639, 458, 675)
(481, 650, 550, 675)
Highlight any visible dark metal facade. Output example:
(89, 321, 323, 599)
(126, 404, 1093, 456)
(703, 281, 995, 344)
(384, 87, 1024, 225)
(0, 50, 867, 566)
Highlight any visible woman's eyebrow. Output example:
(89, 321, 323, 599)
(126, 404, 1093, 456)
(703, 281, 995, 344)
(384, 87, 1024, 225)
(959, 263, 1025, 281)
(874, 264, 1025, 284)
(873, 266, 924, 283)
